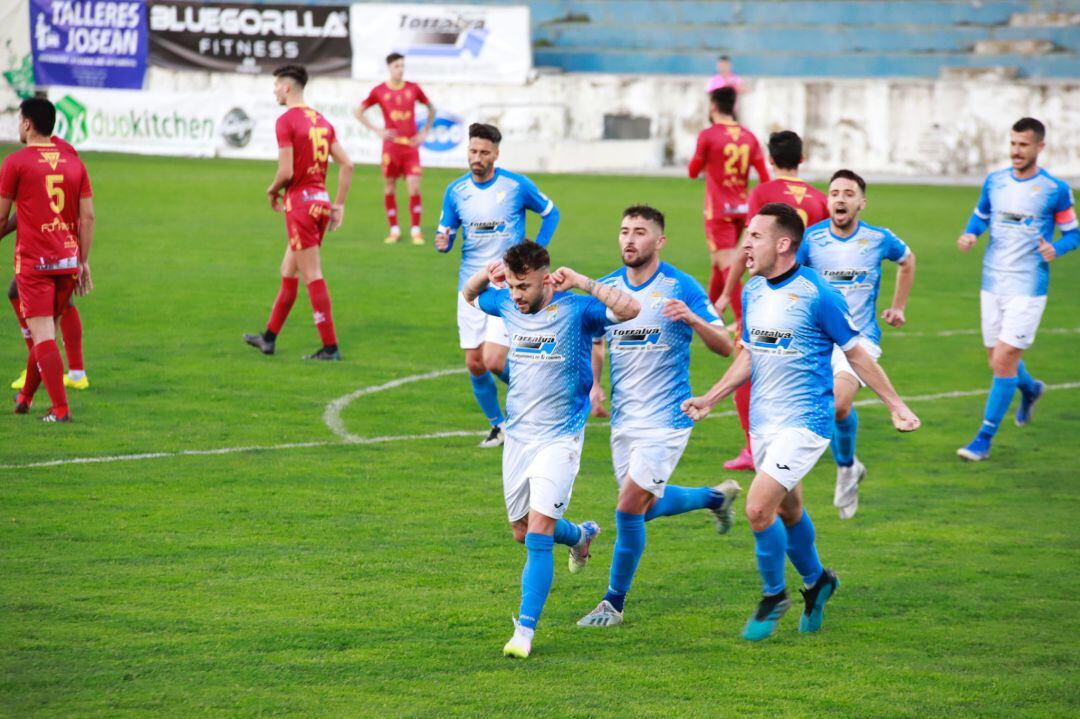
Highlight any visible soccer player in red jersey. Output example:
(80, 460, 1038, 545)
(0, 98, 95, 421)
(356, 53, 435, 246)
(4, 133, 89, 391)
(244, 64, 354, 361)
(716, 130, 829, 471)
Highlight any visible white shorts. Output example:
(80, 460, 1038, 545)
(610, 426, 693, 498)
(980, 290, 1047, 350)
(750, 427, 831, 491)
(831, 338, 882, 387)
(457, 292, 509, 350)
(502, 432, 584, 522)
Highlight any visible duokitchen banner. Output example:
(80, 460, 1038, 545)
(148, 1, 351, 76)
(30, 0, 148, 90)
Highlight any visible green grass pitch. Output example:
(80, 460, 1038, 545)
(1, 149, 1077, 718)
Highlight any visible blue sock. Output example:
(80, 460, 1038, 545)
(831, 409, 858, 467)
(603, 511, 646, 613)
(495, 363, 510, 385)
(753, 517, 788, 596)
(643, 485, 721, 522)
(1016, 361, 1036, 396)
(978, 376, 1019, 440)
(784, 511, 823, 588)
(518, 533, 554, 630)
(552, 518, 581, 547)
(469, 371, 504, 426)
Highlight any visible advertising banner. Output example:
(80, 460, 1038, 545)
(350, 3, 530, 85)
(30, 0, 148, 89)
(44, 83, 469, 169)
(148, 1, 351, 76)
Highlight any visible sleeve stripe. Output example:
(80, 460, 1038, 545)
(838, 336, 860, 352)
(973, 208, 991, 220)
(1054, 207, 1076, 225)
(1059, 219, 1079, 232)
(539, 200, 554, 218)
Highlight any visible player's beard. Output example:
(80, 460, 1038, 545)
(623, 247, 655, 268)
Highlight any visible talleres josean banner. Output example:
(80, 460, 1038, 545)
(30, 0, 149, 90)
(148, 1, 351, 76)
(351, 3, 531, 85)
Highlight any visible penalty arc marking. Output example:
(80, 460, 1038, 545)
(1, 371, 1078, 470)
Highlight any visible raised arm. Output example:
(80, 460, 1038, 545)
(844, 343, 920, 431)
(462, 261, 504, 305)
(551, 267, 640, 323)
(661, 297, 733, 356)
(328, 139, 354, 231)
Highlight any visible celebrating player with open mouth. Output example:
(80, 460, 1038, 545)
(461, 241, 639, 658)
(683, 203, 920, 642)
(356, 53, 435, 246)
(245, 65, 353, 361)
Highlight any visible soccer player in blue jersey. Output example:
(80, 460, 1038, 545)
(436, 123, 560, 449)
(461, 241, 640, 658)
(683, 203, 920, 642)
(956, 117, 1078, 461)
(575, 205, 740, 628)
(798, 170, 917, 519)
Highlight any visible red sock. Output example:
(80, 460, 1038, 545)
(267, 276, 299, 335)
(409, 194, 422, 229)
(708, 264, 724, 305)
(59, 304, 84, 371)
(384, 194, 399, 229)
(734, 382, 751, 449)
(9, 296, 32, 351)
(306, 279, 337, 347)
(34, 339, 68, 417)
(729, 271, 743, 323)
(19, 344, 42, 404)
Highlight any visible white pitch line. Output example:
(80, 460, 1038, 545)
(2, 374, 1078, 471)
(889, 326, 1080, 338)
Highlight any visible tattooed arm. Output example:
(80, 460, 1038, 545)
(550, 266, 640, 322)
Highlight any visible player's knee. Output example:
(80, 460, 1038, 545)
(482, 354, 505, 376)
(744, 502, 774, 532)
(465, 354, 486, 376)
(835, 401, 852, 421)
(778, 502, 803, 527)
(510, 524, 527, 543)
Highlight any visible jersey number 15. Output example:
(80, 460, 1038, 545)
(309, 128, 330, 163)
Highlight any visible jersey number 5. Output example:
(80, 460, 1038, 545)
(723, 144, 749, 176)
(309, 127, 330, 163)
(45, 174, 65, 214)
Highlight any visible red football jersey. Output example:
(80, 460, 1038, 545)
(51, 136, 78, 157)
(747, 176, 828, 229)
(359, 81, 430, 148)
(275, 106, 336, 198)
(688, 121, 769, 220)
(0, 142, 91, 276)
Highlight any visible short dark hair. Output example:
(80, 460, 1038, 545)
(386, 52, 404, 65)
(622, 204, 665, 231)
(756, 202, 805, 249)
(1012, 117, 1045, 142)
(19, 98, 56, 135)
(273, 64, 308, 88)
(768, 131, 803, 170)
(504, 241, 549, 275)
(830, 168, 866, 194)
(710, 87, 737, 116)
(718, 54, 730, 62)
(469, 122, 502, 145)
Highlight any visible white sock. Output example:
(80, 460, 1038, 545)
(67, 369, 86, 381)
(389, 225, 400, 234)
(515, 624, 535, 641)
(410, 225, 421, 235)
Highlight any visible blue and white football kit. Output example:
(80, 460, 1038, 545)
(474, 287, 615, 640)
(438, 169, 559, 349)
(741, 265, 860, 490)
(798, 220, 910, 382)
(600, 262, 724, 495)
(959, 167, 1078, 459)
(965, 168, 1077, 350)
(740, 264, 858, 617)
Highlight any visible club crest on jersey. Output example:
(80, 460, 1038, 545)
(748, 328, 797, 354)
(611, 326, 666, 352)
(822, 268, 870, 286)
(39, 151, 63, 170)
(496, 191, 506, 203)
(648, 292, 667, 310)
(545, 304, 558, 323)
(786, 183, 807, 204)
(511, 333, 562, 361)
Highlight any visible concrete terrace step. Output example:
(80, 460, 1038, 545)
(534, 23, 1080, 54)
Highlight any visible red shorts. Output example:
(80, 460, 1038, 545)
(285, 194, 332, 251)
(16, 272, 77, 319)
(382, 143, 422, 179)
(705, 216, 746, 252)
